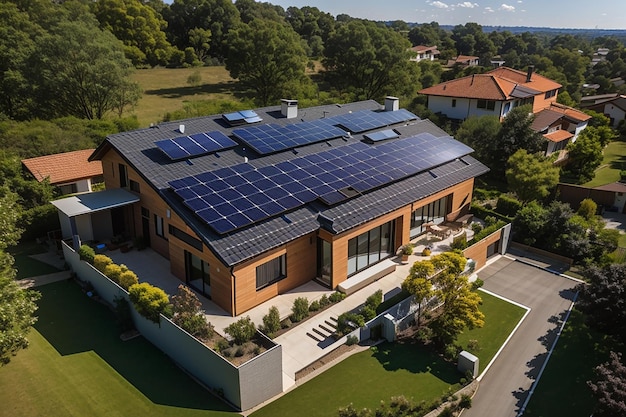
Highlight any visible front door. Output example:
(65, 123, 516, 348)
(141, 207, 151, 246)
(316, 238, 332, 287)
(185, 250, 210, 297)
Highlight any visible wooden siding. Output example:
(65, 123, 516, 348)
(463, 228, 502, 270)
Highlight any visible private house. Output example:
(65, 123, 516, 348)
(446, 55, 479, 67)
(54, 98, 489, 317)
(22, 149, 103, 195)
(409, 45, 440, 62)
(419, 66, 590, 157)
(582, 94, 626, 128)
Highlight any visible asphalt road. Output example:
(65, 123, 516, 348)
(462, 256, 578, 417)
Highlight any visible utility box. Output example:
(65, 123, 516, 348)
(458, 350, 479, 378)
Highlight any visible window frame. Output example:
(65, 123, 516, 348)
(154, 214, 165, 239)
(256, 255, 287, 290)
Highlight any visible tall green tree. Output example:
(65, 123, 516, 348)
(566, 128, 603, 183)
(402, 262, 434, 326)
(454, 115, 502, 167)
(588, 351, 626, 417)
(225, 19, 310, 106)
(323, 20, 419, 102)
(0, 187, 40, 366)
(506, 149, 560, 202)
(91, 0, 174, 66)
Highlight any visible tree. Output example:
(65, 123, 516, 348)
(588, 351, 626, 417)
(427, 252, 484, 348)
(402, 262, 434, 326)
(32, 20, 141, 120)
(225, 19, 310, 106)
(224, 316, 256, 344)
(454, 115, 502, 167)
(566, 127, 603, 183)
(323, 20, 419, 102)
(512, 201, 547, 246)
(128, 282, 170, 323)
(171, 284, 213, 339)
(188, 27, 212, 64)
(0, 188, 40, 365)
(505, 149, 560, 202)
(577, 198, 598, 221)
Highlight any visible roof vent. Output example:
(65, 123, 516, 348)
(385, 96, 399, 111)
(179, 124, 185, 133)
(281, 99, 298, 119)
(526, 65, 534, 83)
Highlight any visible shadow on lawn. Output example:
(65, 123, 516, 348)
(371, 340, 460, 385)
(144, 82, 236, 99)
(34, 280, 234, 413)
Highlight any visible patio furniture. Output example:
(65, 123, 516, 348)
(428, 224, 450, 239)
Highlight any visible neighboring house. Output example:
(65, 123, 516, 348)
(446, 55, 479, 67)
(591, 47, 610, 66)
(409, 45, 440, 62)
(558, 182, 626, 214)
(54, 98, 489, 317)
(419, 66, 589, 157)
(583, 94, 626, 128)
(22, 149, 103, 195)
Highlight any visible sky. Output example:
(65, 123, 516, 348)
(267, 0, 626, 30)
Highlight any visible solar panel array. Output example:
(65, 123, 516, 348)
(155, 131, 237, 160)
(222, 110, 263, 126)
(169, 133, 471, 234)
(232, 120, 347, 155)
(364, 129, 399, 143)
(233, 109, 418, 155)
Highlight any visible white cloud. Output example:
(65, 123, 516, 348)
(457, 2, 479, 8)
(499, 3, 515, 11)
(484, 6, 494, 12)
(430, 1, 450, 8)
(517, 0, 523, 3)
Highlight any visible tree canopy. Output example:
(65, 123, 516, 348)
(505, 149, 560, 202)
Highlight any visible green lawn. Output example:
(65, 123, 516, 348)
(583, 140, 626, 188)
(0, 280, 237, 417)
(9, 241, 61, 279)
(251, 290, 526, 417)
(523, 309, 623, 417)
(130, 66, 238, 127)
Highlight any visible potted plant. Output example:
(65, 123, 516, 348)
(400, 244, 414, 262)
(422, 246, 432, 256)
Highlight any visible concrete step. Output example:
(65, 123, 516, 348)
(319, 323, 335, 334)
(306, 331, 323, 342)
(328, 316, 338, 323)
(312, 327, 331, 338)
(324, 319, 337, 329)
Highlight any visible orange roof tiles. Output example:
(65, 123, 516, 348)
(543, 130, 573, 143)
(411, 45, 439, 54)
(419, 66, 562, 100)
(22, 149, 102, 185)
(546, 102, 592, 122)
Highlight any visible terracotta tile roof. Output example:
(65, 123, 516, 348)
(546, 102, 592, 123)
(456, 55, 479, 63)
(22, 149, 102, 184)
(410, 45, 439, 54)
(543, 130, 573, 143)
(420, 66, 562, 101)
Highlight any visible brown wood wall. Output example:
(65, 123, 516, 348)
(463, 228, 502, 270)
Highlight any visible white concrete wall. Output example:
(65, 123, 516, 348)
(75, 213, 94, 242)
(572, 121, 588, 142)
(428, 96, 503, 120)
(603, 104, 626, 128)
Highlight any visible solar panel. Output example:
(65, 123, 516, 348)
(364, 129, 399, 142)
(155, 130, 237, 160)
(168, 133, 472, 234)
(222, 110, 263, 126)
(334, 109, 418, 133)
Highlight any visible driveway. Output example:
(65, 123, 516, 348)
(462, 256, 578, 417)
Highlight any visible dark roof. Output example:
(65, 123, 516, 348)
(94, 100, 488, 266)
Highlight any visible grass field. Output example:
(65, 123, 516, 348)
(584, 139, 626, 188)
(0, 280, 237, 417)
(251, 290, 526, 417)
(523, 309, 623, 417)
(10, 241, 61, 279)
(130, 67, 238, 127)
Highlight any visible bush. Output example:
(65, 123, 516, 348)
(319, 294, 331, 308)
(104, 263, 123, 284)
(346, 335, 359, 346)
(336, 312, 365, 336)
(365, 289, 383, 310)
(471, 222, 483, 234)
(128, 282, 170, 323)
(468, 220, 507, 245)
(309, 300, 320, 312)
(78, 245, 96, 263)
(93, 254, 113, 273)
(360, 305, 376, 321)
(291, 297, 310, 322)
(214, 338, 229, 353)
(438, 406, 453, 417)
(470, 203, 512, 223)
(450, 232, 468, 250)
(20, 203, 60, 241)
(171, 285, 214, 339)
(416, 326, 433, 343)
(459, 394, 472, 409)
(118, 270, 138, 290)
(471, 278, 484, 290)
(262, 306, 281, 336)
(466, 339, 480, 352)
(329, 291, 346, 303)
(178, 314, 214, 340)
(443, 344, 460, 361)
(496, 194, 522, 217)
(224, 316, 256, 345)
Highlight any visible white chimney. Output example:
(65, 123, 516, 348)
(385, 96, 399, 111)
(281, 99, 298, 119)
(179, 124, 185, 133)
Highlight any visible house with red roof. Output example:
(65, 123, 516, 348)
(419, 66, 590, 158)
(409, 45, 440, 62)
(22, 149, 103, 195)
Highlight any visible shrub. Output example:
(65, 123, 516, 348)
(178, 314, 214, 340)
(329, 291, 346, 303)
(496, 194, 522, 217)
(128, 282, 170, 323)
(309, 300, 320, 312)
(459, 394, 472, 408)
(471, 278, 484, 290)
(224, 316, 256, 345)
(443, 344, 460, 361)
(336, 312, 365, 336)
(365, 289, 383, 310)
(291, 297, 310, 322)
(262, 306, 281, 336)
(104, 263, 123, 284)
(346, 335, 359, 346)
(450, 232, 467, 250)
(281, 317, 292, 329)
(171, 285, 214, 339)
(214, 338, 229, 353)
(471, 222, 483, 234)
(78, 245, 95, 263)
(20, 203, 60, 241)
(93, 254, 113, 272)
(118, 270, 139, 290)
(360, 305, 376, 321)
(416, 327, 433, 343)
(438, 406, 453, 417)
(468, 220, 507, 245)
(466, 339, 480, 352)
(319, 294, 331, 308)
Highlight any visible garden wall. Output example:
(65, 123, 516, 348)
(62, 241, 283, 411)
(463, 223, 511, 270)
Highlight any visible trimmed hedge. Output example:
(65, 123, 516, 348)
(496, 195, 523, 218)
(471, 203, 513, 223)
(467, 220, 507, 246)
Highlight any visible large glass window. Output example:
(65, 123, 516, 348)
(347, 220, 395, 276)
(410, 195, 450, 238)
(185, 251, 210, 296)
(119, 164, 128, 188)
(256, 255, 286, 290)
(317, 239, 332, 287)
(154, 215, 165, 238)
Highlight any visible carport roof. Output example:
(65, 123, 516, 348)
(51, 188, 139, 217)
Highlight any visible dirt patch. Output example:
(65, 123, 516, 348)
(295, 343, 355, 381)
